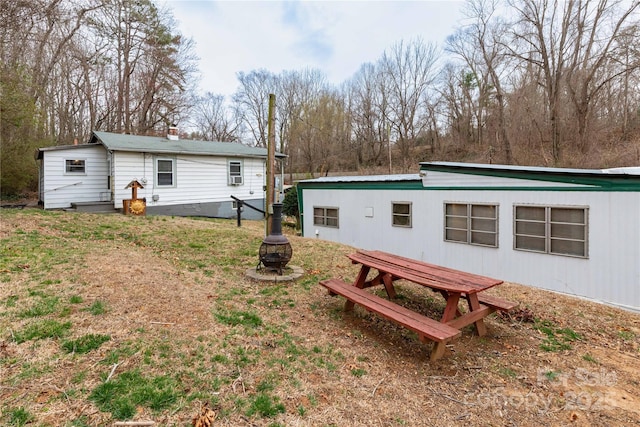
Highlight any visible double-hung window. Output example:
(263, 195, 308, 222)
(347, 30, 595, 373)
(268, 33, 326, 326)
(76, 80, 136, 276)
(514, 205, 588, 257)
(313, 207, 339, 228)
(392, 202, 412, 227)
(65, 159, 85, 174)
(228, 160, 243, 185)
(156, 158, 175, 187)
(444, 203, 498, 247)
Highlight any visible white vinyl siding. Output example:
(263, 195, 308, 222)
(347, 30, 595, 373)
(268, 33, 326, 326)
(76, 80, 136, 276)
(111, 152, 265, 210)
(514, 205, 588, 258)
(40, 146, 109, 209)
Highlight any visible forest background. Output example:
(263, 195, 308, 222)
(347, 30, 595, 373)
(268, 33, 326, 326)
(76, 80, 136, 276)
(1, 0, 640, 196)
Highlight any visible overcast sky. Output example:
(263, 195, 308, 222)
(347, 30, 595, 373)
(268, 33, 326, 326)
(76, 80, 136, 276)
(164, 1, 465, 98)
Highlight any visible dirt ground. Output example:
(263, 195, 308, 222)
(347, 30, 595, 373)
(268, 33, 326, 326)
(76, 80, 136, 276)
(1, 211, 639, 426)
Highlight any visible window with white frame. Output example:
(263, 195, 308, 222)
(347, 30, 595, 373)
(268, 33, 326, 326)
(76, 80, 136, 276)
(228, 160, 243, 185)
(313, 207, 339, 228)
(392, 202, 412, 227)
(444, 203, 498, 247)
(514, 205, 587, 257)
(65, 159, 86, 174)
(155, 158, 175, 186)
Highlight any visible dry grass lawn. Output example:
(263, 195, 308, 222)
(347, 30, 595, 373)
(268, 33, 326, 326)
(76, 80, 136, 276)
(0, 209, 639, 426)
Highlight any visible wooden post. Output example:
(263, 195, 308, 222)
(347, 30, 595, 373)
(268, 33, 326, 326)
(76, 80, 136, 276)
(266, 93, 276, 236)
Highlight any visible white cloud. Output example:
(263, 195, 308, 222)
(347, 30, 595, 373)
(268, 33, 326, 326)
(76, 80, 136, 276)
(164, 0, 464, 97)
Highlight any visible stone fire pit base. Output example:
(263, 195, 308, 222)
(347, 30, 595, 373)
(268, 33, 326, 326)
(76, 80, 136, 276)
(245, 265, 304, 282)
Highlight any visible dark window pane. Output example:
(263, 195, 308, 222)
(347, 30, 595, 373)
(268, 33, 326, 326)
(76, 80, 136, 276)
(550, 208, 584, 224)
(551, 239, 585, 256)
(446, 216, 467, 229)
(158, 173, 173, 186)
(516, 235, 545, 252)
(471, 204, 495, 218)
(66, 160, 85, 173)
(446, 203, 467, 216)
(516, 206, 545, 221)
(229, 162, 241, 175)
(551, 223, 585, 240)
(471, 231, 496, 246)
(445, 229, 467, 242)
(515, 220, 545, 236)
(393, 203, 410, 215)
(157, 160, 172, 172)
(471, 218, 496, 232)
(393, 215, 411, 227)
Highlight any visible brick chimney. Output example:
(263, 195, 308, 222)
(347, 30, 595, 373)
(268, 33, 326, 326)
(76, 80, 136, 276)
(167, 125, 179, 141)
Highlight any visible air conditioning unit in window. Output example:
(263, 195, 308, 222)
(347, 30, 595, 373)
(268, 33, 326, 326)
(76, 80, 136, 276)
(229, 176, 243, 185)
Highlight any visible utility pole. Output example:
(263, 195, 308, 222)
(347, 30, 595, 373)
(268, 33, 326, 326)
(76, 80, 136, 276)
(266, 93, 276, 236)
(388, 123, 392, 174)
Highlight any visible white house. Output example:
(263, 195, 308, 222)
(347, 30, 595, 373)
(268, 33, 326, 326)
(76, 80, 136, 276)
(297, 162, 640, 312)
(36, 130, 285, 219)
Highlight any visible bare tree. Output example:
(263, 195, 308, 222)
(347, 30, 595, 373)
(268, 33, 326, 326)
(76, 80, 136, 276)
(347, 62, 389, 169)
(233, 69, 278, 147)
(378, 38, 440, 171)
(192, 93, 241, 141)
(563, 0, 640, 153)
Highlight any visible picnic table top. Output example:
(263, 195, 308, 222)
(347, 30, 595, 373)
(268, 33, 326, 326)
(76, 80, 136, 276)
(348, 249, 503, 295)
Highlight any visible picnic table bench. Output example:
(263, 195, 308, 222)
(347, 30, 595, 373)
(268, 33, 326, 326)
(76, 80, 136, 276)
(320, 249, 518, 361)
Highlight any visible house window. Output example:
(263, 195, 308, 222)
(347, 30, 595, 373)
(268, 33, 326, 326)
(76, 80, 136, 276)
(228, 160, 243, 185)
(514, 205, 587, 257)
(65, 159, 85, 173)
(156, 158, 175, 187)
(313, 207, 339, 228)
(392, 202, 412, 227)
(444, 203, 498, 247)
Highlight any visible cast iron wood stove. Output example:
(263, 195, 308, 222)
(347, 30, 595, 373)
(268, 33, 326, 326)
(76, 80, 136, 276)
(258, 203, 292, 275)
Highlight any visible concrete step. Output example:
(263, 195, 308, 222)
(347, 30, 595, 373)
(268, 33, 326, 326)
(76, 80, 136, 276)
(70, 201, 117, 213)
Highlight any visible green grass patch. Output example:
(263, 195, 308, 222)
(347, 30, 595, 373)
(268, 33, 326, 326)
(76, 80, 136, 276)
(18, 294, 60, 318)
(87, 300, 106, 315)
(62, 334, 111, 354)
(4, 295, 19, 307)
(214, 309, 263, 328)
(13, 319, 72, 343)
(90, 370, 179, 420)
(350, 368, 367, 377)
(618, 330, 635, 341)
(69, 295, 83, 304)
(245, 393, 286, 418)
(5, 406, 34, 426)
(534, 319, 582, 352)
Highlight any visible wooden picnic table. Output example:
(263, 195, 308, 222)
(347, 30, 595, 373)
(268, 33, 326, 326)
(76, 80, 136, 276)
(320, 249, 517, 360)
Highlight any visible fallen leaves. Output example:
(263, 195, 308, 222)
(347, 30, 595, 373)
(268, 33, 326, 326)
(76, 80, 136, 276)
(192, 402, 216, 427)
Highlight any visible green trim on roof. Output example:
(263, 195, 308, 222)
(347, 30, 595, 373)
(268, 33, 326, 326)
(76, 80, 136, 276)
(296, 180, 425, 191)
(420, 162, 640, 190)
(422, 186, 640, 192)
